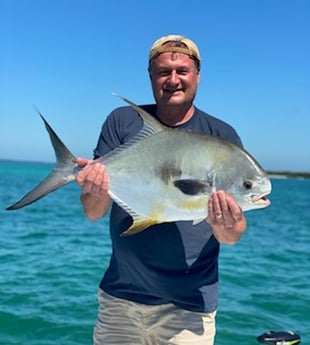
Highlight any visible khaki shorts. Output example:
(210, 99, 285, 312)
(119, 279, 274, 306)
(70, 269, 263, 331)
(93, 289, 216, 345)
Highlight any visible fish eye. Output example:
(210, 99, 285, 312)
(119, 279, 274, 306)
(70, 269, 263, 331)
(243, 180, 253, 190)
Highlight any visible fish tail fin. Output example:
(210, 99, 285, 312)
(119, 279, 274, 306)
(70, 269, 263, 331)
(6, 112, 78, 210)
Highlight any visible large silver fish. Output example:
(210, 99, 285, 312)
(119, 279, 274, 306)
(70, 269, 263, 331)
(6, 96, 272, 235)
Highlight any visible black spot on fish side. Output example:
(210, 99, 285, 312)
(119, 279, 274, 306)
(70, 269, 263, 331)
(173, 179, 211, 196)
(156, 161, 182, 184)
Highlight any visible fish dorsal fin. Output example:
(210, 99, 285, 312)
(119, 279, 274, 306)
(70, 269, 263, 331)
(100, 95, 168, 165)
(113, 93, 167, 135)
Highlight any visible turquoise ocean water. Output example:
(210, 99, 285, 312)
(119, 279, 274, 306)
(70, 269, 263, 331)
(0, 160, 309, 344)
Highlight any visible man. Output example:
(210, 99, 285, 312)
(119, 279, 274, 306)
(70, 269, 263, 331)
(76, 34, 247, 345)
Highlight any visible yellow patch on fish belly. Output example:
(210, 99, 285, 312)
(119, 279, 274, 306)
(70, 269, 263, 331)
(176, 197, 208, 211)
(148, 203, 166, 220)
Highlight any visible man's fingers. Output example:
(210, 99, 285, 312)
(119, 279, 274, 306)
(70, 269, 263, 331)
(76, 157, 92, 167)
(207, 191, 243, 227)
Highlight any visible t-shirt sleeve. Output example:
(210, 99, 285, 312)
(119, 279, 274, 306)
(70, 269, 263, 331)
(226, 127, 243, 148)
(212, 119, 243, 148)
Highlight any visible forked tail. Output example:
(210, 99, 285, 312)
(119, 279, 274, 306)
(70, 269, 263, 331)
(6, 113, 79, 210)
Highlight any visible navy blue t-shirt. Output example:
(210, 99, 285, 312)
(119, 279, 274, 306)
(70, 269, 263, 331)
(93, 104, 242, 312)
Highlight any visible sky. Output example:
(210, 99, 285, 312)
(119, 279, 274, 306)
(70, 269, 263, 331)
(0, 0, 309, 172)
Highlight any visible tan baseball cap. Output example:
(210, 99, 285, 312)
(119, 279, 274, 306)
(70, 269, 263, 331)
(149, 34, 201, 63)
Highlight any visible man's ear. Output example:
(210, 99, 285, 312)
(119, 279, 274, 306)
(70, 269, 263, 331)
(148, 67, 152, 81)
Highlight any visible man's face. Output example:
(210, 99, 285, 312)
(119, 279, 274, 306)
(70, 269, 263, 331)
(149, 52, 200, 108)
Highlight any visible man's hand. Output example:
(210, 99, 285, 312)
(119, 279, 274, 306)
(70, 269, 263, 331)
(76, 157, 111, 220)
(207, 190, 247, 244)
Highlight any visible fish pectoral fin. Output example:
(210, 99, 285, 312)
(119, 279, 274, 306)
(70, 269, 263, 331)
(173, 179, 212, 196)
(121, 217, 159, 236)
(192, 217, 206, 225)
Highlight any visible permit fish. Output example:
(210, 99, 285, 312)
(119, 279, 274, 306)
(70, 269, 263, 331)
(6, 96, 272, 235)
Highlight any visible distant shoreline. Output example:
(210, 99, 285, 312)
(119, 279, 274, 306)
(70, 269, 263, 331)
(1, 159, 309, 179)
(0, 158, 54, 165)
(267, 171, 310, 179)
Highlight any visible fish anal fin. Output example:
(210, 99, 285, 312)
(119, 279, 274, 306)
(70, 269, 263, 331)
(121, 217, 159, 236)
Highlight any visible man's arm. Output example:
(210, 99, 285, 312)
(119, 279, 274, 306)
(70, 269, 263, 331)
(207, 190, 247, 245)
(76, 158, 111, 220)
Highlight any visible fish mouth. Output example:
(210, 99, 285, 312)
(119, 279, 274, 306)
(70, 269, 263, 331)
(251, 192, 271, 207)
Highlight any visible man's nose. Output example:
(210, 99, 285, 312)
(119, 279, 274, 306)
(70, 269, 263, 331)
(167, 70, 179, 85)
